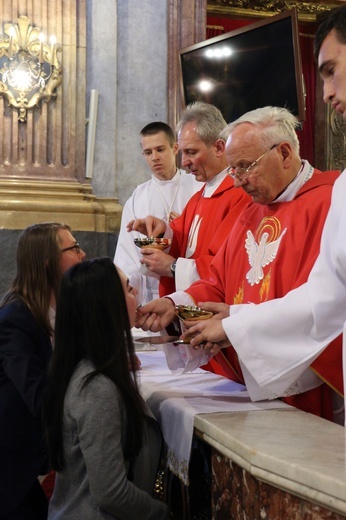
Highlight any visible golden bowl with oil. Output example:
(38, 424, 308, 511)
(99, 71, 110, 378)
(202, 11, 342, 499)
(134, 237, 172, 251)
(175, 305, 214, 322)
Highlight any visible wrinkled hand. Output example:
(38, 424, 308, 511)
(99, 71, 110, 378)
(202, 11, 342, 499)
(198, 301, 230, 320)
(127, 216, 166, 237)
(180, 317, 231, 355)
(140, 249, 175, 277)
(181, 302, 230, 333)
(135, 297, 175, 332)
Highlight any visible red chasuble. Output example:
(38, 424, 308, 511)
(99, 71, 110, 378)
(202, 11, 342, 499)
(159, 175, 251, 296)
(185, 169, 342, 421)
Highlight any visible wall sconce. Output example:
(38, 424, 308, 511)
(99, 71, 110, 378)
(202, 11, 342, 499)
(0, 16, 62, 122)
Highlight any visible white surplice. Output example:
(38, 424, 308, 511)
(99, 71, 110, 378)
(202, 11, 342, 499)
(114, 169, 199, 305)
(223, 169, 346, 406)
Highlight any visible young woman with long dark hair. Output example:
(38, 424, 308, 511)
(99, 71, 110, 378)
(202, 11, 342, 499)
(44, 258, 169, 519)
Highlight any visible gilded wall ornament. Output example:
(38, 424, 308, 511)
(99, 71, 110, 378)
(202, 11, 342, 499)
(328, 109, 346, 172)
(0, 16, 62, 122)
(207, 0, 340, 20)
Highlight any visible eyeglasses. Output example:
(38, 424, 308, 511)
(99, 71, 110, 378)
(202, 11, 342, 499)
(61, 243, 82, 254)
(228, 143, 278, 183)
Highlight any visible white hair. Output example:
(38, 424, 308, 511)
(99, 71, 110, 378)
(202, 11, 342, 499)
(225, 106, 300, 154)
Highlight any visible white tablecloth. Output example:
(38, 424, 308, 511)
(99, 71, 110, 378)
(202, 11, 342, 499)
(138, 350, 291, 484)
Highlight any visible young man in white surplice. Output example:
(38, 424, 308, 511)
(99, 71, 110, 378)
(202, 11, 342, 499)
(114, 122, 199, 305)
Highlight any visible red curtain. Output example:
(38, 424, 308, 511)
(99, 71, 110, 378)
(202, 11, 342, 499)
(206, 25, 224, 39)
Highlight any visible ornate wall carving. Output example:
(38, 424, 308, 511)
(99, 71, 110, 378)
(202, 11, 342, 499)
(327, 109, 346, 172)
(0, 0, 121, 232)
(0, 0, 86, 181)
(207, 0, 344, 21)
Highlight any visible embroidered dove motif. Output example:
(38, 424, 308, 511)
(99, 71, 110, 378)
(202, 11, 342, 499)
(245, 228, 287, 285)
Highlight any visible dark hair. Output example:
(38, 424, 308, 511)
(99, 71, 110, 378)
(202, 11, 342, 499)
(1, 222, 71, 336)
(314, 5, 346, 61)
(44, 257, 145, 470)
(140, 121, 175, 147)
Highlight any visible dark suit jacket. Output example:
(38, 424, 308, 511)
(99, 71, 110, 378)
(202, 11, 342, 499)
(0, 300, 52, 518)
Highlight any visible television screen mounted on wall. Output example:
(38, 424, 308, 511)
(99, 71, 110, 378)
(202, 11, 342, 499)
(179, 9, 306, 123)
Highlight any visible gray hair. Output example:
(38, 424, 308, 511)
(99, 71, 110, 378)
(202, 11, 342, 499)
(225, 106, 300, 154)
(176, 101, 227, 146)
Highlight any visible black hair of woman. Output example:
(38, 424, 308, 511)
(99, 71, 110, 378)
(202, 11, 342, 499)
(44, 257, 146, 470)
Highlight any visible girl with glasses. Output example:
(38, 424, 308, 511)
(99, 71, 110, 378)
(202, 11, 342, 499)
(0, 222, 84, 519)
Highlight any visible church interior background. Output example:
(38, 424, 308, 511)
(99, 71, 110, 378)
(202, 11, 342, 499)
(0, 0, 344, 296)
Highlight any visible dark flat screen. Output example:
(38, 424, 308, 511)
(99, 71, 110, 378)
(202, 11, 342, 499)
(179, 10, 305, 122)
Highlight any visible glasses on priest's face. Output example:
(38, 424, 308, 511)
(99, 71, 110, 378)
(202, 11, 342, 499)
(228, 143, 279, 184)
(61, 243, 82, 255)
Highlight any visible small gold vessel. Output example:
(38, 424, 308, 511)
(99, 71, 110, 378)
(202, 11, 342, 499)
(175, 305, 214, 322)
(134, 237, 172, 251)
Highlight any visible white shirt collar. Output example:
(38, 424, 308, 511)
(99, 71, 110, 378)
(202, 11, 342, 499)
(203, 168, 229, 197)
(151, 168, 180, 185)
(273, 160, 314, 203)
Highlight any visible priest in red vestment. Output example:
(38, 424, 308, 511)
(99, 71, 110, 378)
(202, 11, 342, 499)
(136, 106, 341, 422)
(129, 101, 251, 298)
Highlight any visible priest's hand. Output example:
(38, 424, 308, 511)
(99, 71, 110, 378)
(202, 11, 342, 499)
(135, 297, 176, 332)
(127, 215, 167, 237)
(181, 301, 230, 335)
(140, 248, 175, 277)
(197, 301, 230, 320)
(180, 317, 231, 355)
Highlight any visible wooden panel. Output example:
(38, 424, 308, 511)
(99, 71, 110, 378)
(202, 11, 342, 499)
(167, 0, 207, 129)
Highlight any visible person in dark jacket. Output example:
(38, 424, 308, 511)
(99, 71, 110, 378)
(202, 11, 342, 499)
(0, 222, 85, 520)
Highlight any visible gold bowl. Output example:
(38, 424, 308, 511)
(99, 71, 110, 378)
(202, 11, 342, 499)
(134, 237, 172, 251)
(175, 305, 214, 322)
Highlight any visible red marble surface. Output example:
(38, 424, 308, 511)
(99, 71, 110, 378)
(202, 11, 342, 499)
(211, 451, 346, 520)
